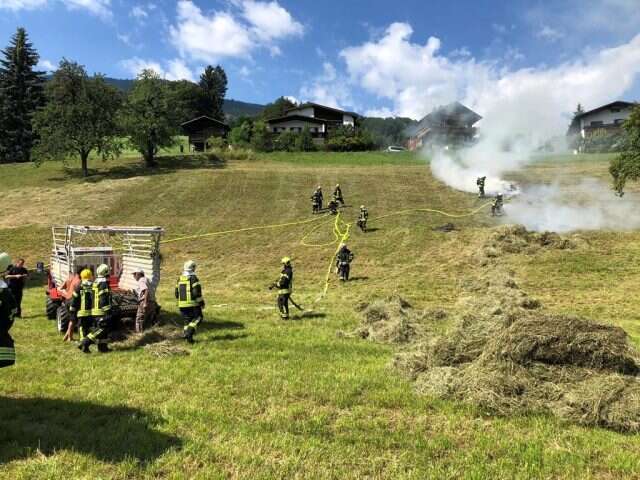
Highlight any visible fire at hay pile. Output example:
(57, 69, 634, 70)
(355, 224, 640, 432)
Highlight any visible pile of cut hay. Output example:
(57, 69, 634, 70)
(339, 296, 446, 344)
(357, 225, 640, 431)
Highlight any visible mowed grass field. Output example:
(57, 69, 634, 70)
(2, 151, 640, 479)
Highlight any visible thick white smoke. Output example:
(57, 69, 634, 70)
(505, 179, 640, 232)
(423, 34, 640, 232)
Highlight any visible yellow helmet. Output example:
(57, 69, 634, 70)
(281, 256, 291, 265)
(80, 269, 93, 281)
(0, 252, 12, 273)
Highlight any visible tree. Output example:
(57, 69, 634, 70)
(250, 119, 272, 152)
(120, 69, 176, 167)
(296, 126, 315, 151)
(229, 119, 253, 147)
(261, 96, 297, 120)
(199, 65, 227, 121)
(0, 27, 46, 163)
(610, 103, 640, 195)
(169, 80, 209, 125)
(273, 131, 298, 152)
(567, 103, 585, 148)
(33, 60, 122, 177)
(326, 126, 376, 152)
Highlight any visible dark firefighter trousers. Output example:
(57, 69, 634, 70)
(0, 331, 15, 368)
(80, 315, 111, 347)
(277, 293, 290, 319)
(180, 306, 203, 337)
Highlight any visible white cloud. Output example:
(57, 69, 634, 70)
(239, 0, 303, 42)
(338, 22, 640, 137)
(130, 4, 147, 18)
(169, 0, 303, 63)
(62, 0, 111, 19)
(120, 57, 195, 81)
(537, 25, 564, 42)
(0, 0, 111, 18)
(37, 59, 56, 71)
(0, 0, 46, 9)
(299, 62, 354, 110)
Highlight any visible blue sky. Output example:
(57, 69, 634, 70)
(1, 0, 640, 124)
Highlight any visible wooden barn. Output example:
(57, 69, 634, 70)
(181, 116, 230, 152)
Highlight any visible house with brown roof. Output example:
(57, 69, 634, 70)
(266, 102, 359, 144)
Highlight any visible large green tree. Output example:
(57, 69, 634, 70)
(169, 79, 209, 124)
(0, 27, 46, 163)
(199, 65, 227, 121)
(120, 69, 176, 167)
(610, 103, 640, 195)
(33, 60, 122, 177)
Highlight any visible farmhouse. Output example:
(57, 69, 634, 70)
(573, 101, 635, 139)
(181, 116, 230, 152)
(408, 102, 482, 150)
(266, 102, 359, 144)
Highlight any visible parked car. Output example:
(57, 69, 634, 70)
(386, 145, 407, 152)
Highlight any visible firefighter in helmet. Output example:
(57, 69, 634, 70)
(175, 260, 205, 343)
(271, 257, 293, 319)
(0, 252, 18, 368)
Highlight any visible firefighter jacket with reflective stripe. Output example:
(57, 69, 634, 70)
(91, 277, 112, 316)
(175, 274, 203, 308)
(337, 247, 354, 263)
(0, 286, 17, 333)
(70, 281, 95, 318)
(276, 266, 293, 294)
(359, 208, 368, 220)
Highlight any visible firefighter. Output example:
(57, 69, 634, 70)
(491, 194, 504, 217)
(335, 243, 354, 281)
(70, 268, 98, 354)
(90, 264, 112, 352)
(328, 198, 339, 215)
(270, 257, 293, 319)
(175, 260, 205, 343)
(0, 252, 18, 368)
(477, 176, 486, 198)
(357, 205, 369, 232)
(333, 184, 344, 205)
(311, 189, 320, 214)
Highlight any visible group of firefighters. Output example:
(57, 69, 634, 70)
(476, 176, 505, 216)
(0, 179, 510, 362)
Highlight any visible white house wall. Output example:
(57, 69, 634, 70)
(270, 119, 324, 132)
(343, 115, 355, 126)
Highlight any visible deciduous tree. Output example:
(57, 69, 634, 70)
(33, 60, 122, 177)
(120, 69, 177, 167)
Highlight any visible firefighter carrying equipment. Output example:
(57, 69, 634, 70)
(176, 274, 204, 308)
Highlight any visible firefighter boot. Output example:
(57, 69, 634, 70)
(97, 342, 110, 353)
(184, 326, 195, 344)
(78, 338, 92, 354)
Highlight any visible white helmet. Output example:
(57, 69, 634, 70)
(184, 260, 197, 272)
(96, 264, 109, 277)
(0, 252, 11, 274)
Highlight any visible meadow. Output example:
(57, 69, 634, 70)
(2, 150, 640, 479)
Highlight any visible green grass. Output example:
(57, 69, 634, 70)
(2, 150, 640, 479)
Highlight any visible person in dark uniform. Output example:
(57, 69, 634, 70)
(271, 257, 293, 319)
(5, 258, 27, 318)
(0, 252, 18, 368)
(335, 243, 354, 281)
(175, 260, 205, 343)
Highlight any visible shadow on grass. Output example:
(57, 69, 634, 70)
(363, 227, 381, 233)
(291, 312, 327, 320)
(50, 154, 226, 183)
(0, 396, 180, 465)
(345, 276, 370, 282)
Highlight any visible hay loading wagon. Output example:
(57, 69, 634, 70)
(45, 225, 164, 333)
